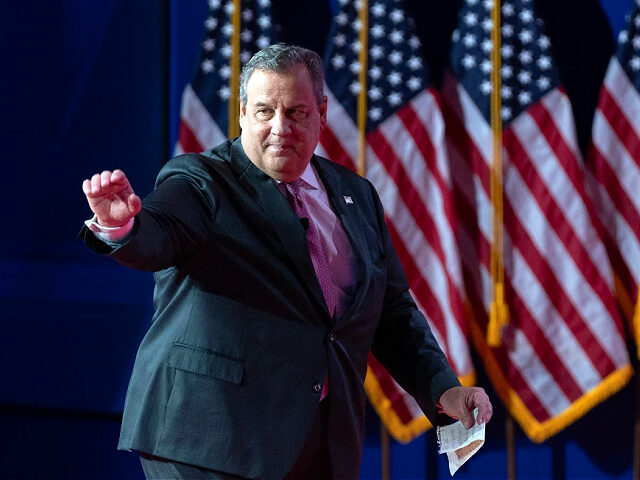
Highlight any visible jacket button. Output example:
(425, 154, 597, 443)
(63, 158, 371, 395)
(328, 333, 336, 342)
(313, 383, 322, 393)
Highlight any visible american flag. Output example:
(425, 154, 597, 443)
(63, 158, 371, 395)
(174, 0, 277, 155)
(586, 0, 640, 358)
(441, 0, 633, 442)
(317, 0, 474, 442)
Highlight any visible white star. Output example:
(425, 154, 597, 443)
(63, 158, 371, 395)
(482, 18, 493, 32)
(502, 24, 514, 37)
(464, 12, 478, 26)
(371, 3, 385, 16)
(208, 0, 221, 9)
(332, 54, 346, 69)
(201, 59, 214, 73)
(222, 23, 234, 37)
(389, 50, 403, 65)
(387, 71, 402, 85)
(408, 56, 422, 70)
(242, 9, 253, 22)
(218, 86, 230, 100)
(519, 30, 533, 43)
(241, 30, 253, 43)
(240, 50, 251, 63)
(519, 50, 533, 64)
(633, 36, 640, 49)
(538, 35, 550, 49)
(257, 0, 271, 6)
(502, 3, 514, 15)
(388, 92, 402, 106)
(501, 106, 512, 120)
(224, 2, 234, 16)
(203, 38, 215, 51)
(351, 40, 362, 53)
(334, 33, 347, 47)
(635, 14, 640, 28)
(480, 80, 492, 94)
(349, 81, 361, 95)
(468, 0, 478, 5)
(349, 61, 361, 74)
(537, 76, 550, 89)
(390, 29, 404, 44)
(369, 108, 382, 121)
(409, 36, 421, 50)
(335, 12, 348, 25)
(369, 87, 383, 101)
(370, 65, 382, 80)
(520, 9, 533, 23)
(452, 29, 460, 42)
(501, 85, 512, 99)
(219, 64, 231, 78)
(462, 54, 476, 69)
(631, 56, 640, 71)
(518, 91, 531, 104)
(517, 70, 531, 84)
(463, 33, 477, 48)
(407, 77, 422, 91)
(502, 44, 514, 58)
(390, 9, 404, 23)
(619, 30, 629, 43)
(537, 56, 551, 70)
(205, 16, 218, 30)
(371, 24, 385, 38)
(481, 59, 492, 73)
(221, 43, 232, 58)
(352, 18, 363, 32)
(483, 0, 494, 10)
(257, 15, 271, 28)
(482, 39, 493, 53)
(257, 36, 270, 49)
(370, 45, 384, 60)
(501, 65, 513, 79)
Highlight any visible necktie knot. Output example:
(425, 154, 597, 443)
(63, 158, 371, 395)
(285, 179, 304, 197)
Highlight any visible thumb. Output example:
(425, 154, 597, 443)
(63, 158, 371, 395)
(458, 407, 475, 429)
(128, 193, 142, 215)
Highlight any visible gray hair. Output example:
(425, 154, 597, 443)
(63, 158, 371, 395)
(239, 44, 325, 108)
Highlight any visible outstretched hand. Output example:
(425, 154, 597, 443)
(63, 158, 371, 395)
(438, 386, 493, 429)
(82, 170, 141, 227)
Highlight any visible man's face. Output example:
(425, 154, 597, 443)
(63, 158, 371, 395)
(239, 65, 327, 183)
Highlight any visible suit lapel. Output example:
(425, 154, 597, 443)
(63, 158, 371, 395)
(228, 139, 330, 317)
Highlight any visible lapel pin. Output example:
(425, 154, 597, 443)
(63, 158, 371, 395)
(343, 195, 353, 204)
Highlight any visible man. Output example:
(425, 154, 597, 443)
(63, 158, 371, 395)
(80, 44, 492, 480)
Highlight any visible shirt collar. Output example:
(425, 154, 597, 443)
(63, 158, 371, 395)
(273, 161, 320, 191)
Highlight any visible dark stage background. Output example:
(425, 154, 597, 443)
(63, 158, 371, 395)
(0, 0, 636, 478)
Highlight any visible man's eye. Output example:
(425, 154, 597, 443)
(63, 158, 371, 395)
(290, 110, 308, 121)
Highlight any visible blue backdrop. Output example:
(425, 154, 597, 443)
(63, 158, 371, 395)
(0, 1, 636, 478)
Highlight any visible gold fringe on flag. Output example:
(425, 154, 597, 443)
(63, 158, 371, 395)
(357, 0, 369, 177)
(228, 0, 242, 138)
(487, 0, 509, 347)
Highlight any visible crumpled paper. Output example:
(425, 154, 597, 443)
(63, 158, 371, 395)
(437, 408, 485, 475)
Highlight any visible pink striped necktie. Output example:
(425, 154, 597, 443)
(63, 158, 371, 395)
(285, 179, 333, 401)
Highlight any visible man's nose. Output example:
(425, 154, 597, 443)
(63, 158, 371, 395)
(270, 111, 291, 136)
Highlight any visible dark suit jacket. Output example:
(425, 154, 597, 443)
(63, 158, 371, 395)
(80, 138, 460, 480)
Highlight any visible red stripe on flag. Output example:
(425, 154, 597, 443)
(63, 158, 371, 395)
(177, 118, 205, 154)
(319, 128, 357, 172)
(367, 354, 415, 425)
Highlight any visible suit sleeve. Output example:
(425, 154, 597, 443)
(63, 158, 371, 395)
(79, 155, 217, 272)
(367, 181, 460, 425)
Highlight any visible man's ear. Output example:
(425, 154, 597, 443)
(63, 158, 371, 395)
(239, 103, 247, 130)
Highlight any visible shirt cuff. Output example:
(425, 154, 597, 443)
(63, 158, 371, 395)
(84, 215, 134, 243)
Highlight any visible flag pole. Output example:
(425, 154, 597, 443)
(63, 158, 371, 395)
(228, 0, 241, 138)
(357, 0, 368, 178)
(487, 0, 508, 348)
(489, 1, 516, 476)
(356, 1, 388, 478)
